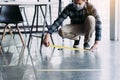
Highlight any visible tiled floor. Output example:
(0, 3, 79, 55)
(0, 32, 120, 80)
(0, 0, 114, 80)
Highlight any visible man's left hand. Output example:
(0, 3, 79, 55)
(90, 41, 99, 52)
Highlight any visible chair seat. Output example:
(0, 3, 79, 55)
(0, 13, 23, 24)
(0, 5, 23, 24)
(0, 18, 23, 24)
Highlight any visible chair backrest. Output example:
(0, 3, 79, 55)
(0, 5, 23, 24)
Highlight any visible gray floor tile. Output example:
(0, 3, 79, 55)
(0, 33, 120, 80)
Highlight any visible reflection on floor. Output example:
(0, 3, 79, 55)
(0, 33, 120, 80)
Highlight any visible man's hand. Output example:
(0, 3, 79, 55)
(43, 33, 50, 47)
(90, 41, 99, 52)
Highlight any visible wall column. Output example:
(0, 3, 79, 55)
(110, 0, 120, 40)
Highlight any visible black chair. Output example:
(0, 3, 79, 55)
(0, 5, 25, 46)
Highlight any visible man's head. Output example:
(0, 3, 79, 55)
(73, 0, 86, 5)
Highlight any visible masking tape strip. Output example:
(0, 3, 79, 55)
(50, 44, 90, 51)
(38, 69, 101, 72)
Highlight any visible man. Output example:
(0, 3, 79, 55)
(43, 0, 102, 51)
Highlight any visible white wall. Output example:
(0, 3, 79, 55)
(90, 0, 110, 41)
(117, 0, 120, 40)
(110, 0, 120, 40)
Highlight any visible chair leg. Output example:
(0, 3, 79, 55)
(0, 39, 5, 55)
(7, 25, 13, 36)
(1, 24, 8, 41)
(16, 25, 25, 47)
(1, 24, 13, 55)
(14, 24, 26, 65)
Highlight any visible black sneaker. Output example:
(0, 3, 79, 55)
(73, 40, 80, 48)
(84, 42, 90, 49)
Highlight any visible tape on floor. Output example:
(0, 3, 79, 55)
(50, 44, 90, 51)
(38, 69, 101, 72)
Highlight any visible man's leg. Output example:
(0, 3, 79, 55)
(58, 24, 83, 48)
(83, 16, 95, 49)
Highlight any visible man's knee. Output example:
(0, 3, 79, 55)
(86, 15, 95, 24)
(84, 15, 95, 30)
(58, 28, 79, 40)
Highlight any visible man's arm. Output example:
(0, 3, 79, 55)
(87, 3, 102, 51)
(43, 4, 70, 47)
(47, 5, 70, 34)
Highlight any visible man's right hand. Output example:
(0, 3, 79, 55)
(43, 33, 50, 47)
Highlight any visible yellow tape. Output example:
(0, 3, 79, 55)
(50, 44, 90, 51)
(38, 69, 100, 72)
